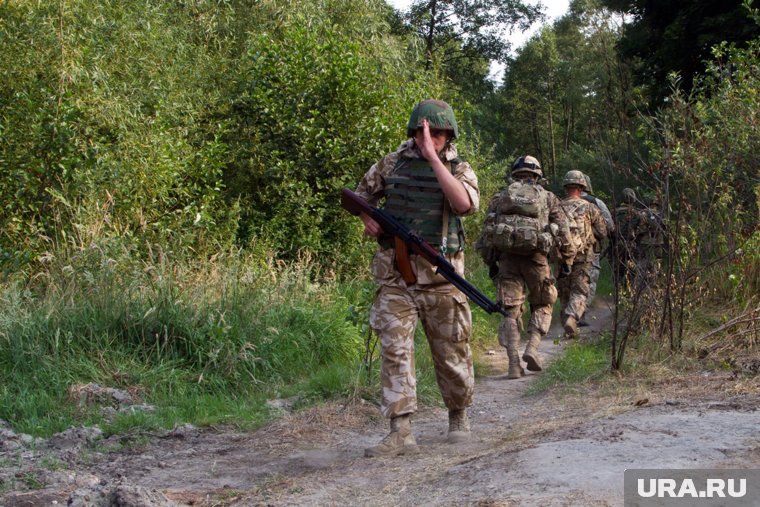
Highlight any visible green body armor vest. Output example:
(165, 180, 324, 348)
(380, 157, 465, 254)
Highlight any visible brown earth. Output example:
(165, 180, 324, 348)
(1, 302, 758, 507)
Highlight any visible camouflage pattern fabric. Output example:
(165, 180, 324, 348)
(581, 193, 613, 307)
(558, 196, 607, 322)
(494, 253, 557, 339)
(478, 185, 573, 367)
(357, 140, 479, 419)
(478, 185, 575, 268)
(370, 278, 474, 418)
(356, 141, 479, 216)
(558, 259, 593, 322)
(586, 251, 602, 306)
(613, 204, 662, 288)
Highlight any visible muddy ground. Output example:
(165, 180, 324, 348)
(1, 302, 758, 507)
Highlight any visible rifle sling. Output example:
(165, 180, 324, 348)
(394, 236, 417, 284)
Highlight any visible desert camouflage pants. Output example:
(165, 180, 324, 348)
(586, 251, 602, 308)
(558, 258, 593, 321)
(494, 253, 558, 342)
(370, 282, 474, 419)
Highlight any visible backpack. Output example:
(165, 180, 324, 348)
(560, 199, 593, 255)
(479, 182, 553, 256)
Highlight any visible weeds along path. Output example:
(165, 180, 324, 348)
(2, 302, 758, 507)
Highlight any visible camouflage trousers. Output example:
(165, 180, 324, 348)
(586, 251, 602, 309)
(558, 257, 593, 321)
(494, 253, 558, 342)
(370, 282, 474, 419)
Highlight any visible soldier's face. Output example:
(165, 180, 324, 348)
(416, 127, 450, 153)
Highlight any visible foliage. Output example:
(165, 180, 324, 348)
(0, 0, 239, 270)
(600, 0, 760, 106)
(526, 338, 609, 394)
(494, 0, 643, 192)
(0, 243, 365, 436)
(396, 0, 542, 104)
(221, 1, 437, 271)
(610, 37, 760, 366)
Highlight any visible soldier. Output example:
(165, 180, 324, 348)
(578, 173, 615, 326)
(614, 188, 664, 291)
(355, 100, 480, 457)
(557, 170, 607, 338)
(476, 156, 575, 379)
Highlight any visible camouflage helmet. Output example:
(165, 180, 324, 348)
(622, 187, 636, 204)
(406, 100, 459, 139)
(511, 155, 543, 177)
(562, 170, 587, 189)
(583, 173, 593, 193)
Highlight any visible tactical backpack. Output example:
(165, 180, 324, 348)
(560, 199, 593, 255)
(479, 182, 553, 256)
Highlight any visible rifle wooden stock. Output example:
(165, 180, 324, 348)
(341, 188, 507, 317)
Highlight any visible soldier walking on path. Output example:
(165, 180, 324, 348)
(578, 173, 614, 326)
(476, 156, 575, 379)
(557, 170, 607, 339)
(354, 100, 480, 457)
(613, 187, 665, 293)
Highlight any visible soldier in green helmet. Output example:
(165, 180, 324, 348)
(354, 100, 480, 457)
(557, 170, 608, 339)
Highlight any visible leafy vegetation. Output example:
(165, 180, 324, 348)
(0, 0, 757, 436)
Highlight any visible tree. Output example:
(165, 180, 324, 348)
(600, 0, 760, 106)
(404, 0, 544, 71)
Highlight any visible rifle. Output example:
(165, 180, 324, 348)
(341, 188, 507, 317)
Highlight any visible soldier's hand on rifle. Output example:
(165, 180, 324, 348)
(360, 212, 382, 237)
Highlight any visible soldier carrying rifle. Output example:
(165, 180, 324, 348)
(348, 100, 480, 457)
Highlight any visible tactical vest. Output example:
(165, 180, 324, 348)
(561, 198, 593, 255)
(380, 157, 464, 254)
(479, 182, 553, 256)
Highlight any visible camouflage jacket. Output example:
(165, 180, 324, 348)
(355, 140, 479, 286)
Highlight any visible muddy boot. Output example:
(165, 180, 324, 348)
(506, 333, 525, 379)
(447, 409, 471, 444)
(522, 332, 543, 372)
(563, 316, 578, 339)
(364, 414, 419, 457)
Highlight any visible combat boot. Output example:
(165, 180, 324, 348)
(506, 333, 525, 379)
(447, 409, 471, 443)
(564, 316, 578, 339)
(522, 332, 543, 372)
(364, 414, 419, 457)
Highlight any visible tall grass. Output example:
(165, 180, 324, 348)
(0, 239, 370, 436)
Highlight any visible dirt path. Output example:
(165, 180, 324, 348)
(1, 304, 758, 506)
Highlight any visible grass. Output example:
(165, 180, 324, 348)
(526, 337, 610, 395)
(0, 245, 372, 437)
(2, 232, 754, 440)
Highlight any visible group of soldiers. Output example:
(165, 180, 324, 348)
(475, 157, 615, 378)
(351, 100, 662, 458)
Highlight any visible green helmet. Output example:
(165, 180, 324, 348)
(563, 170, 587, 189)
(583, 173, 593, 193)
(511, 155, 543, 177)
(622, 187, 636, 204)
(406, 100, 459, 139)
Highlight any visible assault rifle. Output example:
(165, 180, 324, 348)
(341, 188, 507, 317)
